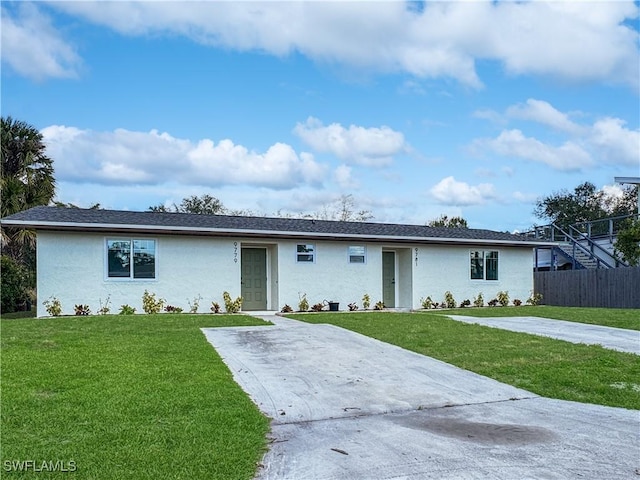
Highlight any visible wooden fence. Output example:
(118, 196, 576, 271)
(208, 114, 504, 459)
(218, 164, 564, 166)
(534, 267, 640, 308)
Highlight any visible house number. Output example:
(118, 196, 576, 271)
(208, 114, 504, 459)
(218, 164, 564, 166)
(233, 242, 238, 263)
(415, 248, 419, 266)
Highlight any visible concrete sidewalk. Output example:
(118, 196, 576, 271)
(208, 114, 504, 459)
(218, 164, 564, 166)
(447, 315, 640, 354)
(202, 316, 640, 479)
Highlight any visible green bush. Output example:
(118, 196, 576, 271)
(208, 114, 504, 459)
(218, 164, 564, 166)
(223, 291, 242, 313)
(142, 290, 165, 314)
(0, 255, 29, 313)
(497, 291, 510, 307)
(43, 296, 62, 316)
(118, 304, 136, 315)
(614, 218, 640, 266)
(444, 291, 456, 309)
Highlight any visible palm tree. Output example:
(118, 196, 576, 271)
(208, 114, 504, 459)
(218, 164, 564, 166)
(1, 116, 56, 262)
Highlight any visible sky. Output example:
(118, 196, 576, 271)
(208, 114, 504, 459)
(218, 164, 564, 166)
(1, 1, 639, 232)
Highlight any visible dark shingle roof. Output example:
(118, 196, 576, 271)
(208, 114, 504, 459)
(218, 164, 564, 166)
(1, 206, 547, 246)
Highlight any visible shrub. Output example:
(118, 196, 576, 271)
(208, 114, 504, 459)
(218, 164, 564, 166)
(187, 294, 202, 314)
(420, 296, 433, 309)
(0, 255, 29, 314)
(164, 305, 183, 313)
(210, 302, 221, 314)
(459, 299, 471, 308)
(473, 292, 484, 308)
(488, 298, 499, 307)
(298, 293, 309, 312)
(374, 300, 385, 310)
(311, 302, 324, 312)
(513, 299, 522, 306)
(348, 302, 358, 311)
(223, 291, 242, 313)
(142, 290, 165, 314)
(74, 304, 91, 316)
(43, 296, 62, 316)
(526, 291, 543, 306)
(496, 291, 510, 307)
(362, 293, 371, 310)
(97, 295, 111, 315)
(614, 218, 640, 266)
(119, 304, 136, 315)
(280, 304, 293, 313)
(444, 291, 456, 309)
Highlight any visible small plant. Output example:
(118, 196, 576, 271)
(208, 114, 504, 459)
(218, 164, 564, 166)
(348, 302, 359, 311)
(164, 305, 184, 313)
(74, 304, 91, 316)
(496, 291, 510, 307)
(43, 296, 62, 316)
(298, 293, 309, 312)
(526, 291, 543, 306)
(473, 292, 484, 308)
(142, 290, 165, 314)
(98, 295, 112, 315)
(459, 299, 471, 308)
(374, 300, 385, 310)
(488, 298, 499, 307)
(223, 291, 242, 313)
(187, 294, 203, 314)
(210, 302, 221, 314)
(444, 291, 456, 309)
(513, 299, 522, 306)
(362, 293, 371, 310)
(311, 302, 324, 312)
(420, 296, 433, 309)
(280, 304, 293, 313)
(119, 304, 136, 315)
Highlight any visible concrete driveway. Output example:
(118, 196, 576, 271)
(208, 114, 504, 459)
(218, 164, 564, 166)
(202, 315, 639, 479)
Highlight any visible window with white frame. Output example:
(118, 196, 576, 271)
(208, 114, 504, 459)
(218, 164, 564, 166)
(470, 250, 498, 280)
(296, 244, 315, 263)
(348, 245, 366, 263)
(107, 239, 156, 279)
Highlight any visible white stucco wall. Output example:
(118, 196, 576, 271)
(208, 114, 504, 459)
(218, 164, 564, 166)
(37, 231, 242, 317)
(36, 231, 534, 316)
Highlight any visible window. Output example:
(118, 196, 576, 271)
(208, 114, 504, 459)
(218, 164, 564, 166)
(296, 244, 315, 263)
(107, 239, 156, 279)
(470, 250, 498, 280)
(348, 245, 366, 263)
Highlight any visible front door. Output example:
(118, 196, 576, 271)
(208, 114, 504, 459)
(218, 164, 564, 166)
(382, 251, 395, 308)
(241, 248, 267, 310)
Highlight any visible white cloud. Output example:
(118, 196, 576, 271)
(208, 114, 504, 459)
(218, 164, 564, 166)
(1, 3, 81, 80)
(40, 1, 640, 87)
(478, 129, 593, 171)
(506, 99, 582, 134)
(293, 117, 406, 167)
(429, 176, 496, 206)
(590, 117, 640, 166)
(333, 165, 359, 189)
(41, 125, 325, 189)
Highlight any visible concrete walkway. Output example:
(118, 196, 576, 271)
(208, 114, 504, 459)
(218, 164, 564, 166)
(202, 315, 640, 479)
(447, 315, 640, 355)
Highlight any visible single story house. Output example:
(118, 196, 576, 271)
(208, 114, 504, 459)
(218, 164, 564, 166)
(1, 206, 551, 317)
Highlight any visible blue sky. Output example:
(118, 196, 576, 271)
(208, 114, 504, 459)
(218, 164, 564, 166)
(2, 1, 639, 231)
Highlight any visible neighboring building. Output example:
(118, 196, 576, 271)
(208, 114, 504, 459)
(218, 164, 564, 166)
(1, 206, 551, 317)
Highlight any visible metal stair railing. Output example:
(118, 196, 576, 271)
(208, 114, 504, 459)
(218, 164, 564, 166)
(571, 214, 638, 243)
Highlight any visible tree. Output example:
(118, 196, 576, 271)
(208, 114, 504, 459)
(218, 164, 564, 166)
(427, 215, 468, 228)
(534, 182, 637, 230)
(305, 194, 373, 222)
(149, 194, 226, 215)
(614, 218, 640, 266)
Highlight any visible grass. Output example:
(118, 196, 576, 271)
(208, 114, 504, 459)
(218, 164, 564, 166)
(439, 305, 640, 330)
(290, 311, 640, 410)
(1, 314, 271, 479)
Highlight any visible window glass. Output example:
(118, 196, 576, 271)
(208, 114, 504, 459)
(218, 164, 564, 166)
(297, 244, 315, 262)
(348, 245, 366, 263)
(470, 251, 484, 279)
(108, 240, 131, 278)
(107, 239, 156, 279)
(485, 251, 499, 280)
(470, 250, 498, 280)
(133, 240, 156, 279)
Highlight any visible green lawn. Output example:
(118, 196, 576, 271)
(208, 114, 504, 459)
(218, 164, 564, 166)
(290, 311, 640, 410)
(1, 314, 271, 479)
(438, 305, 640, 330)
